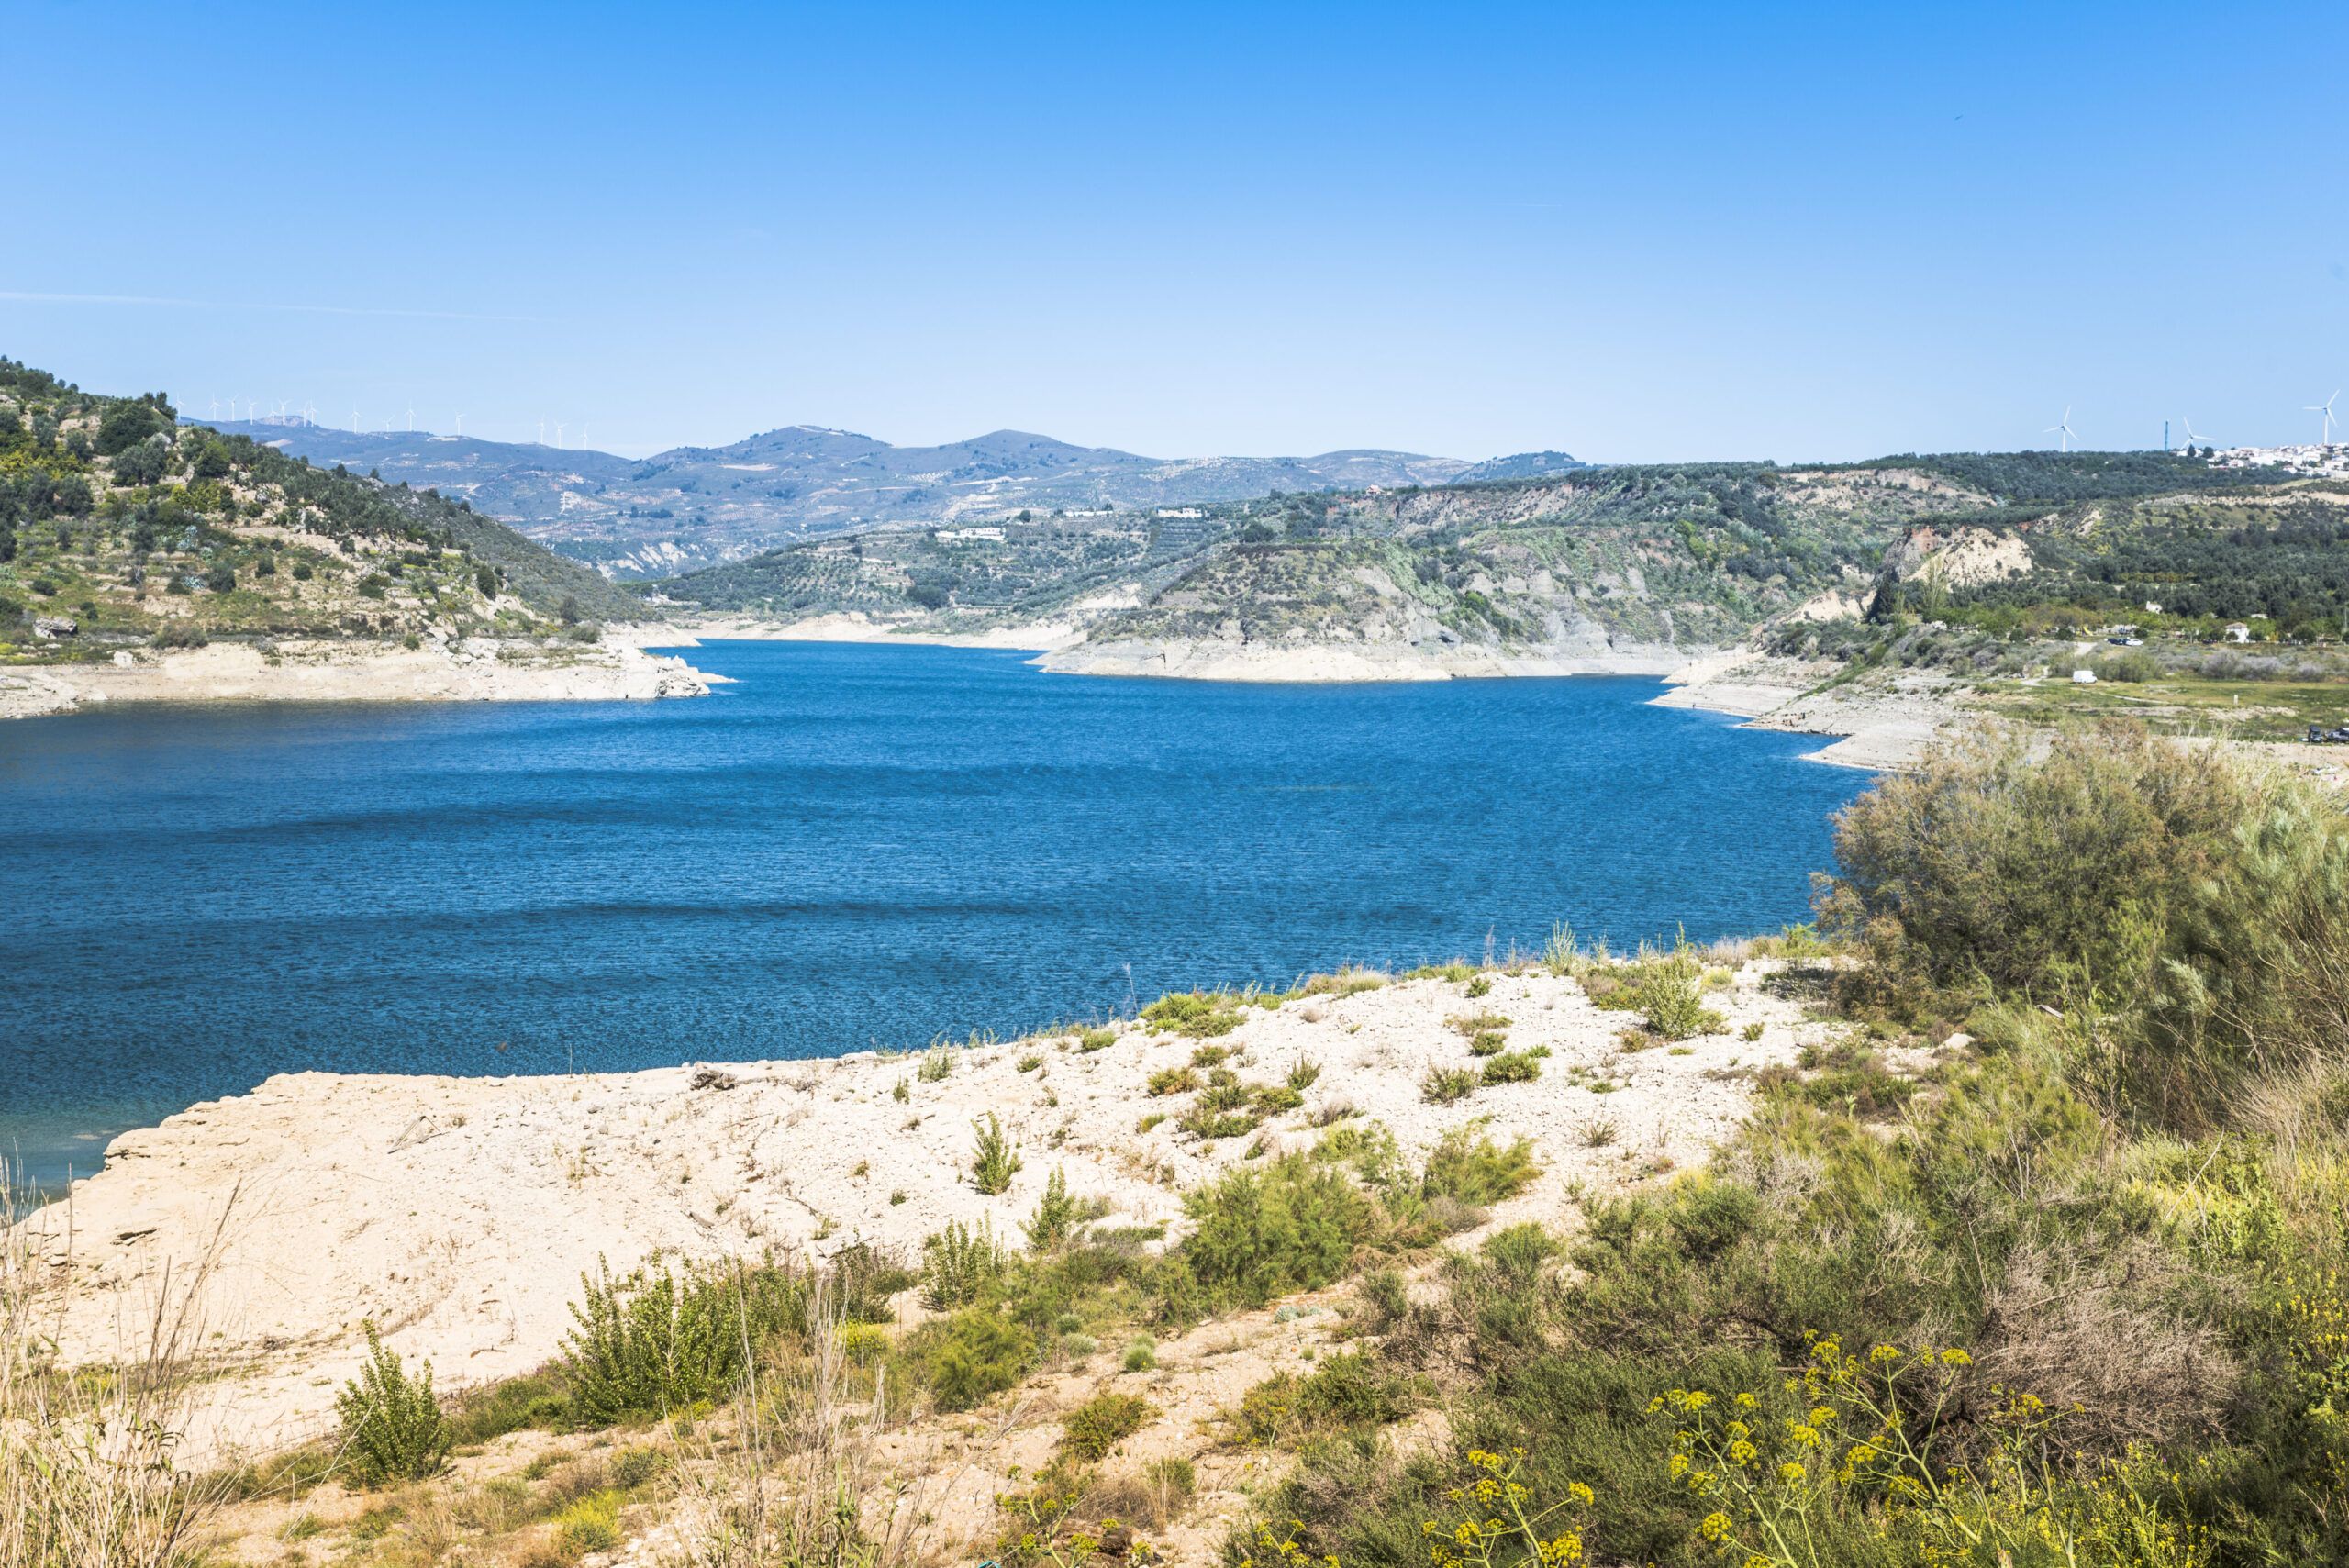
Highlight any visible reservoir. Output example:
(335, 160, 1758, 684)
(0, 640, 1867, 1190)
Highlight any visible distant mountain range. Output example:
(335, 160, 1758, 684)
(195, 417, 1584, 578)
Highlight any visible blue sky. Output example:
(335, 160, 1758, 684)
(5, 1, 2345, 462)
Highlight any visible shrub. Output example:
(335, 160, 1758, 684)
(476, 565, 500, 597)
(447, 1367, 571, 1442)
(917, 1048, 952, 1082)
(1639, 951, 1726, 1040)
(1143, 992, 1242, 1037)
(1741, 1021, 1765, 1042)
(552, 1489, 622, 1556)
(969, 1112, 1022, 1195)
(358, 573, 390, 599)
(608, 1446, 662, 1488)
(292, 561, 314, 580)
(1480, 1050, 1543, 1084)
(560, 1255, 806, 1426)
(1819, 723, 2249, 1000)
(1422, 1127, 1540, 1203)
(1286, 1057, 1322, 1091)
(1466, 975, 1493, 998)
(1079, 1028, 1118, 1051)
(1467, 1029, 1508, 1056)
(205, 564, 236, 592)
(1421, 1063, 1479, 1104)
(1238, 1354, 1406, 1445)
(1145, 1455, 1195, 1497)
(149, 620, 207, 648)
(919, 1217, 1006, 1309)
(1147, 1066, 1199, 1096)
(920, 1308, 1030, 1411)
(335, 1320, 453, 1485)
(1181, 1152, 1370, 1307)
(1060, 1391, 1154, 1460)
(1022, 1166, 1078, 1251)
(1015, 1051, 1043, 1073)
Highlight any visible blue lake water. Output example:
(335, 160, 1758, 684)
(0, 640, 1866, 1190)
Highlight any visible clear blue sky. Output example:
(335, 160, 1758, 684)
(5, 1, 2345, 463)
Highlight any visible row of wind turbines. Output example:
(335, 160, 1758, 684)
(2043, 394, 2341, 453)
(203, 396, 596, 450)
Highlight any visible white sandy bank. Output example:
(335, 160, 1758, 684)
(21, 966, 1831, 1462)
(0, 636, 718, 721)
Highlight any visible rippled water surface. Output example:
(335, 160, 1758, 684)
(0, 641, 1866, 1188)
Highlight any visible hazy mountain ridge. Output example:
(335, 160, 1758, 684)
(202, 417, 1560, 577)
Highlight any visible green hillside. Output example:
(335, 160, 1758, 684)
(0, 355, 643, 661)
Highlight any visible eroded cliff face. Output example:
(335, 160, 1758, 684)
(1880, 525, 2035, 588)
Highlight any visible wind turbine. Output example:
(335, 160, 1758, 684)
(2182, 417, 2204, 450)
(2043, 406, 2078, 452)
(406, 406, 415, 432)
(454, 413, 463, 436)
(556, 421, 565, 449)
(2307, 391, 2340, 445)
(538, 419, 546, 445)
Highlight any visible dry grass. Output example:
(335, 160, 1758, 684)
(0, 1168, 241, 1568)
(665, 1279, 930, 1568)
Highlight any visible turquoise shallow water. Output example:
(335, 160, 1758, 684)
(0, 641, 1866, 1190)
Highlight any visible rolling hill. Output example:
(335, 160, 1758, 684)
(205, 416, 1580, 578)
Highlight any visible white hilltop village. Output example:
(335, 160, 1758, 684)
(2206, 439, 2349, 477)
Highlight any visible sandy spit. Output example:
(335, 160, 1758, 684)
(0, 635, 720, 721)
(1653, 651, 1964, 771)
(1036, 636, 1692, 684)
(660, 612, 1085, 653)
(20, 968, 1830, 1464)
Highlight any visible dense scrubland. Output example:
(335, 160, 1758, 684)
(0, 356, 638, 664)
(7, 719, 2346, 1568)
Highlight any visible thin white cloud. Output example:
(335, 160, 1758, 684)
(0, 291, 534, 323)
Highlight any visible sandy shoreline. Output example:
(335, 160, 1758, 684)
(1652, 650, 1963, 770)
(0, 633, 720, 721)
(19, 964, 1832, 1464)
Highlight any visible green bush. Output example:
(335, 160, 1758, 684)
(149, 620, 207, 649)
(560, 1255, 806, 1427)
(1638, 951, 1725, 1040)
(919, 1217, 1007, 1309)
(1123, 1336, 1158, 1372)
(1147, 1066, 1199, 1096)
(1142, 991, 1242, 1037)
(1480, 1050, 1543, 1084)
(552, 1489, 622, 1556)
(1078, 1028, 1118, 1051)
(1421, 1127, 1540, 1204)
(1060, 1391, 1154, 1460)
(1467, 1029, 1508, 1056)
(969, 1111, 1023, 1195)
(1420, 1063, 1478, 1104)
(1181, 1152, 1370, 1307)
(447, 1367, 571, 1442)
(1819, 723, 2248, 1000)
(1022, 1167, 1079, 1251)
(920, 1308, 1030, 1411)
(918, 1048, 952, 1082)
(335, 1320, 453, 1486)
(608, 1446, 662, 1488)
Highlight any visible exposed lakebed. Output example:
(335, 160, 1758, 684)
(0, 640, 1865, 1189)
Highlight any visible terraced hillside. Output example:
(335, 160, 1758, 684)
(0, 358, 647, 670)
